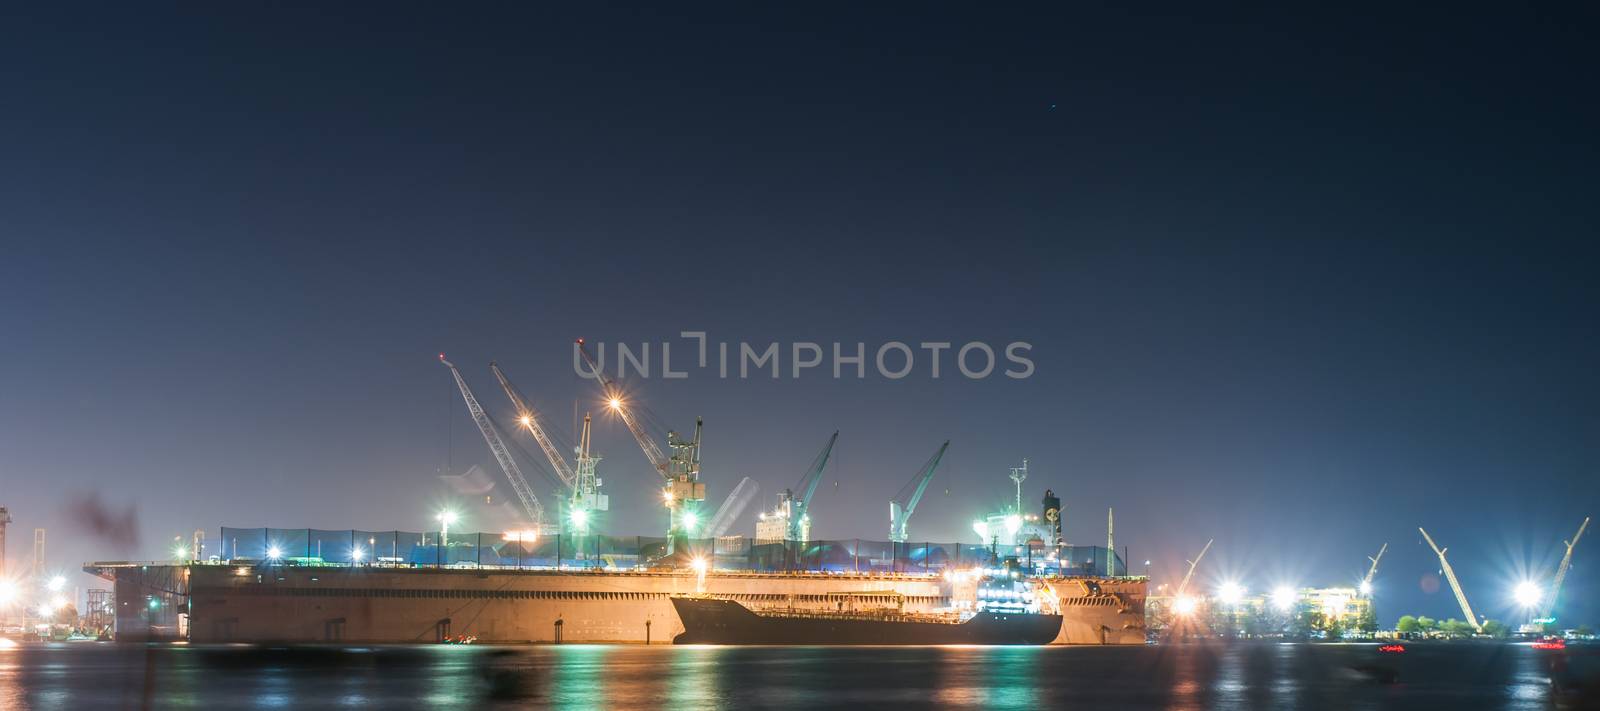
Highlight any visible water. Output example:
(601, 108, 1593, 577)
(0, 641, 1593, 709)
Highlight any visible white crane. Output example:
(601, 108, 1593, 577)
(440, 355, 545, 530)
(1175, 538, 1213, 598)
(707, 477, 760, 538)
(490, 362, 577, 490)
(889, 441, 949, 543)
(1541, 516, 1590, 622)
(1419, 527, 1481, 634)
(1360, 543, 1387, 597)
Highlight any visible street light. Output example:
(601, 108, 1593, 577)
(437, 510, 458, 547)
(1271, 586, 1297, 612)
(351, 545, 365, 563)
(266, 545, 283, 561)
(1513, 581, 1542, 609)
(46, 576, 66, 592)
(1217, 581, 1245, 606)
(1173, 596, 1198, 615)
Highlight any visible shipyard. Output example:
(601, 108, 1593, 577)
(70, 347, 1146, 646)
(5, 2, 1600, 708)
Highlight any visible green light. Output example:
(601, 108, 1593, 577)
(148, 597, 160, 610)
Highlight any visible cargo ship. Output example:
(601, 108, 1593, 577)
(671, 594, 1063, 645)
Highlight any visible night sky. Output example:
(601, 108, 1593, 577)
(3, 4, 1597, 627)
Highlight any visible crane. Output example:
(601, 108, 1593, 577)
(1360, 543, 1387, 597)
(889, 441, 949, 543)
(440, 355, 545, 530)
(1419, 527, 1482, 634)
(1541, 516, 1590, 622)
(490, 362, 577, 490)
(575, 339, 669, 474)
(1175, 538, 1213, 598)
(780, 432, 839, 542)
(576, 339, 704, 550)
(707, 477, 760, 538)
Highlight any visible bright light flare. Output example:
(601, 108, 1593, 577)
(1271, 586, 1297, 611)
(1513, 580, 1542, 608)
(1004, 514, 1023, 535)
(570, 508, 590, 528)
(689, 556, 708, 574)
(502, 530, 539, 543)
(607, 397, 622, 411)
(1358, 580, 1373, 596)
(662, 490, 675, 504)
(0, 580, 16, 606)
(971, 520, 989, 540)
(436, 510, 459, 526)
(46, 576, 66, 592)
(518, 415, 532, 427)
(1217, 581, 1245, 605)
(351, 546, 366, 562)
(681, 512, 699, 531)
(266, 546, 283, 560)
(1173, 596, 1198, 615)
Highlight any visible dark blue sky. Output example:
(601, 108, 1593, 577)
(2, 3, 1596, 625)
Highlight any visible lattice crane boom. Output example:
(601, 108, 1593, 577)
(1541, 516, 1590, 621)
(1419, 527, 1481, 633)
(441, 355, 544, 528)
(490, 362, 577, 491)
(1175, 538, 1213, 598)
(576, 339, 670, 476)
(1361, 542, 1388, 594)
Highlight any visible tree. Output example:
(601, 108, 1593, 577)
(1417, 616, 1437, 634)
(1576, 625, 1594, 638)
(1357, 606, 1378, 635)
(1396, 615, 1420, 635)
(1323, 617, 1344, 641)
(1480, 619, 1509, 639)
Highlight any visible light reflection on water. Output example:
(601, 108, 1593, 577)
(0, 641, 1578, 709)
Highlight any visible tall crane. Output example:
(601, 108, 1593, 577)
(490, 362, 608, 534)
(441, 355, 545, 530)
(1541, 516, 1590, 622)
(1419, 527, 1481, 633)
(1175, 538, 1213, 598)
(778, 432, 839, 542)
(576, 339, 704, 551)
(490, 362, 577, 490)
(889, 441, 949, 543)
(707, 477, 760, 538)
(1360, 543, 1387, 597)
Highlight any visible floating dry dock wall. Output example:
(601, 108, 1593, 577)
(86, 563, 1145, 644)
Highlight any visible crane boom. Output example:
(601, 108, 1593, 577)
(1361, 542, 1388, 593)
(788, 432, 839, 541)
(576, 339, 669, 476)
(1541, 516, 1590, 621)
(441, 355, 544, 528)
(1175, 538, 1213, 597)
(889, 441, 949, 542)
(490, 362, 577, 491)
(1419, 527, 1481, 633)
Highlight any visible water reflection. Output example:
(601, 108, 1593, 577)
(0, 641, 1570, 709)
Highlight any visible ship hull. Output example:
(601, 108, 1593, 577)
(671, 597, 1062, 645)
